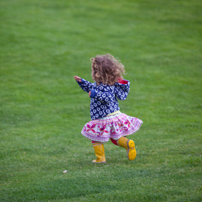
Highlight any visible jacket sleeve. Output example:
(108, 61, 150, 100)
(76, 79, 93, 93)
(114, 80, 130, 100)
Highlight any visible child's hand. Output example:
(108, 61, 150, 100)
(118, 77, 128, 84)
(88, 91, 91, 97)
(74, 76, 81, 82)
(118, 77, 124, 82)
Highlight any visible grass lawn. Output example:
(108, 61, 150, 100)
(0, 0, 202, 201)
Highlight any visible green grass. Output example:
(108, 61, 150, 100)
(0, 0, 202, 201)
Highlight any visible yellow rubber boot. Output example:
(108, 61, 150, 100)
(118, 137, 136, 161)
(92, 142, 106, 163)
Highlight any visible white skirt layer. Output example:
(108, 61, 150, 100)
(81, 112, 143, 142)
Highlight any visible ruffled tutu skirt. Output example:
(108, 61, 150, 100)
(81, 112, 143, 142)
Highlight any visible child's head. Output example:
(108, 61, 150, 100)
(91, 54, 125, 85)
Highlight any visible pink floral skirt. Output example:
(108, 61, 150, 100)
(81, 112, 143, 142)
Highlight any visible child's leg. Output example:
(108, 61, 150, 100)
(110, 138, 118, 146)
(91, 141, 106, 163)
(117, 137, 136, 161)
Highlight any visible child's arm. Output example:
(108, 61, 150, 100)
(114, 79, 130, 100)
(74, 76, 82, 82)
(74, 76, 93, 93)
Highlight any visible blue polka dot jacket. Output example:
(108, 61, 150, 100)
(76, 78, 130, 120)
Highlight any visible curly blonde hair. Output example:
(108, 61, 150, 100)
(91, 54, 125, 86)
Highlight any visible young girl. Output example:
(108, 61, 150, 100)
(74, 54, 143, 163)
